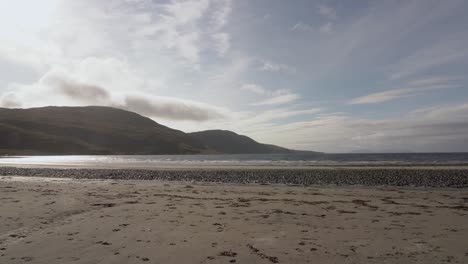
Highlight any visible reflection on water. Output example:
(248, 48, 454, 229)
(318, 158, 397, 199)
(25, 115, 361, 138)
(1, 153, 468, 167)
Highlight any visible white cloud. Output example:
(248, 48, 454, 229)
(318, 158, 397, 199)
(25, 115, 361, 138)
(240, 84, 267, 95)
(258, 60, 296, 73)
(319, 22, 333, 34)
(210, 0, 232, 30)
(0, 39, 51, 73)
(149, 0, 232, 62)
(202, 56, 251, 102)
(291, 22, 313, 32)
(147, 0, 210, 64)
(174, 32, 201, 64)
(67, 57, 150, 92)
(0, 0, 238, 120)
(212, 33, 230, 56)
(120, 0, 231, 64)
(316, 5, 336, 35)
(0, 93, 22, 108)
(163, 0, 210, 24)
(318, 4, 337, 20)
(3, 68, 229, 122)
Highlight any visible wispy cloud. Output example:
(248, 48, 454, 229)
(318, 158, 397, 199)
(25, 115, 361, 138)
(317, 4, 336, 35)
(291, 22, 313, 32)
(212, 33, 230, 56)
(210, 0, 232, 30)
(349, 84, 456, 105)
(243, 108, 322, 125)
(291, 4, 336, 35)
(253, 92, 300, 106)
(128, 0, 232, 65)
(178, 106, 323, 136)
(258, 60, 296, 73)
(155, 0, 211, 64)
(318, 4, 337, 20)
(408, 76, 463, 86)
(240, 84, 267, 95)
(240, 84, 300, 106)
(248, 102, 468, 152)
(209, 0, 232, 57)
(319, 22, 333, 34)
(388, 32, 468, 80)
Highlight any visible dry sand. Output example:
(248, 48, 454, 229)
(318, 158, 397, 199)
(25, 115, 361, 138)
(1, 175, 467, 263)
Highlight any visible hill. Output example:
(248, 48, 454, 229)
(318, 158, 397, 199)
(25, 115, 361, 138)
(188, 130, 292, 154)
(0, 106, 295, 155)
(0, 106, 207, 155)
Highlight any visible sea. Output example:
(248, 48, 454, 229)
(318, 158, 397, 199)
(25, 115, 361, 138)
(1, 153, 468, 167)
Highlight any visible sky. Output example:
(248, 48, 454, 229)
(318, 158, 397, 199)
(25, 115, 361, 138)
(1, 0, 468, 153)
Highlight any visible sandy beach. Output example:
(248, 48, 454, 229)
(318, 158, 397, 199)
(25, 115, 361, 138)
(1, 175, 467, 263)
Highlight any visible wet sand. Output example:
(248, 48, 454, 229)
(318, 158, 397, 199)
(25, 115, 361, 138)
(1, 175, 467, 263)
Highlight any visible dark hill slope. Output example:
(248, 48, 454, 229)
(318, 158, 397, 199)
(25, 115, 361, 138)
(0, 106, 207, 155)
(188, 130, 292, 154)
(0, 106, 305, 155)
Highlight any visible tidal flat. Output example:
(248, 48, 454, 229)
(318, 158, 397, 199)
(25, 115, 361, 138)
(0, 175, 467, 263)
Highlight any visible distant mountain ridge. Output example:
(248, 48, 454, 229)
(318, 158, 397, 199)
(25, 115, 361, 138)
(0, 106, 305, 155)
(189, 130, 291, 154)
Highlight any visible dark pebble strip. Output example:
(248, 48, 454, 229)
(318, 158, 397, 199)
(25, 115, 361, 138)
(1, 167, 468, 188)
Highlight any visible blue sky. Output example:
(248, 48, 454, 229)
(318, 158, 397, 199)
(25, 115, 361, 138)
(1, 0, 468, 152)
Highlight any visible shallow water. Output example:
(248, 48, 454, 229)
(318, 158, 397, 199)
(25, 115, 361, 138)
(1, 153, 467, 167)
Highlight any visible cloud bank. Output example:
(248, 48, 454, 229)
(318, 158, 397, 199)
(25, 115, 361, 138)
(41, 72, 110, 103)
(3, 70, 228, 122)
(120, 95, 226, 121)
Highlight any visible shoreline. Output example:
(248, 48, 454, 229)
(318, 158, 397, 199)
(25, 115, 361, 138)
(1, 165, 468, 188)
(3, 163, 468, 169)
